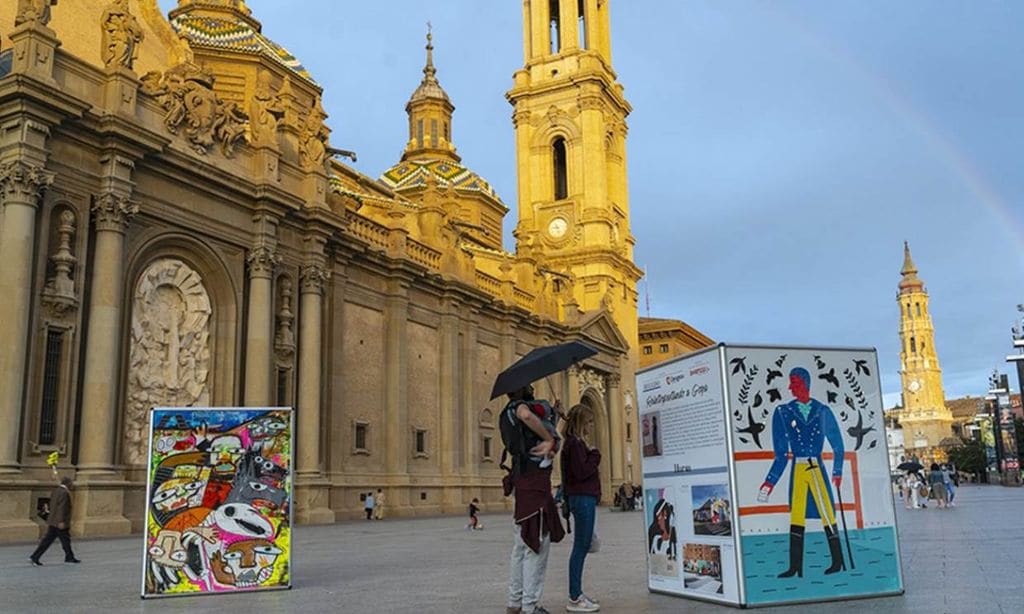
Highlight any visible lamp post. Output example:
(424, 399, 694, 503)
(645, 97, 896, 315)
(1008, 304, 1024, 417)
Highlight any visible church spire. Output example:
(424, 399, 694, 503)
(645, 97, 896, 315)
(402, 24, 459, 162)
(899, 241, 924, 294)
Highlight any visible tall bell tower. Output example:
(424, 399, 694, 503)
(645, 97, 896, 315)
(507, 0, 641, 347)
(897, 242, 953, 461)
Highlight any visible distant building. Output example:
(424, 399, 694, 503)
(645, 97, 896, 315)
(889, 243, 954, 463)
(638, 317, 713, 369)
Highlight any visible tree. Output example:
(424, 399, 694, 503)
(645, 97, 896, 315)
(948, 438, 987, 475)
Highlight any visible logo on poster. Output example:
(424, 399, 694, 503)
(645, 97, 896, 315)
(665, 373, 686, 385)
(690, 366, 710, 376)
(643, 380, 663, 392)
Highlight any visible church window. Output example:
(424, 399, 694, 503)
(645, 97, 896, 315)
(483, 435, 493, 460)
(415, 429, 428, 456)
(659, 344, 669, 353)
(578, 0, 587, 49)
(906, 303, 911, 318)
(643, 345, 653, 355)
(431, 119, 438, 147)
(550, 0, 561, 53)
(626, 422, 632, 441)
(38, 329, 64, 446)
(354, 421, 369, 454)
(444, 121, 450, 141)
(553, 137, 568, 200)
(916, 303, 921, 317)
(417, 119, 424, 148)
(910, 337, 916, 353)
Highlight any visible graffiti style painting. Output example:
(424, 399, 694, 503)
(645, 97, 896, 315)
(142, 408, 293, 598)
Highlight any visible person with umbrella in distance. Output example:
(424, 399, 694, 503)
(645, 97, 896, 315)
(493, 341, 597, 614)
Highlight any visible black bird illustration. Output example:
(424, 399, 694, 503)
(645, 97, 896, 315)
(766, 369, 783, 385)
(846, 411, 876, 451)
(814, 355, 826, 369)
(840, 411, 848, 422)
(730, 357, 747, 376)
(844, 395, 856, 411)
(868, 440, 878, 450)
(827, 390, 838, 404)
(853, 359, 871, 376)
(753, 392, 763, 408)
(767, 388, 782, 402)
(819, 368, 840, 388)
(775, 354, 788, 367)
(737, 406, 766, 449)
(739, 437, 749, 444)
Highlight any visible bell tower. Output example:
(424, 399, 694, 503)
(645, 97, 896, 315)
(896, 242, 953, 461)
(507, 0, 641, 345)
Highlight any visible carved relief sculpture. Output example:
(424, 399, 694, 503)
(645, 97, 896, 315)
(139, 62, 250, 157)
(576, 366, 607, 397)
(298, 95, 329, 171)
(124, 259, 212, 465)
(274, 276, 295, 358)
(41, 209, 78, 314)
(250, 70, 285, 148)
(101, 0, 144, 70)
(15, 0, 57, 27)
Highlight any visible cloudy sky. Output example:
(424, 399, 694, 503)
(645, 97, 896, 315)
(162, 1, 1024, 404)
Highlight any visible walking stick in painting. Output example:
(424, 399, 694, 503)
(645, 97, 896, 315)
(834, 476, 855, 569)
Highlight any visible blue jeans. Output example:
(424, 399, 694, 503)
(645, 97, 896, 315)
(568, 494, 597, 600)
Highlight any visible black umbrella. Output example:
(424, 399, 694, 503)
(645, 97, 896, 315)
(489, 341, 599, 400)
(897, 461, 924, 472)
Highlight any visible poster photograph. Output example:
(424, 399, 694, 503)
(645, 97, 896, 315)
(142, 407, 293, 598)
(725, 346, 904, 606)
(645, 487, 679, 578)
(691, 484, 731, 536)
(641, 411, 663, 457)
(682, 543, 723, 594)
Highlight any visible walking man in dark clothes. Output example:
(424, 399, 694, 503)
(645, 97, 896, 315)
(30, 477, 80, 565)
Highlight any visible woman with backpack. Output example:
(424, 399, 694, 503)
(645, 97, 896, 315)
(560, 405, 602, 613)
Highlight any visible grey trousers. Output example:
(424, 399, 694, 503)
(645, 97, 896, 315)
(508, 524, 551, 613)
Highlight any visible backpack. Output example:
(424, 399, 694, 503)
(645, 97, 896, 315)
(499, 399, 558, 493)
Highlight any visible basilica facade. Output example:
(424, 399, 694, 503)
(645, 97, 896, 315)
(0, 0, 642, 541)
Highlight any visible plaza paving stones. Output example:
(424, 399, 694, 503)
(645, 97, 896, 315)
(1, 485, 1022, 613)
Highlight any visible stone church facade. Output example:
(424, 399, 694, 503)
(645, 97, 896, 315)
(0, 0, 641, 541)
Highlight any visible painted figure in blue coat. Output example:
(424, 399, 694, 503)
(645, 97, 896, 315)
(756, 367, 846, 577)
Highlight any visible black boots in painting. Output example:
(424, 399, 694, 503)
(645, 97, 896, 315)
(778, 524, 845, 578)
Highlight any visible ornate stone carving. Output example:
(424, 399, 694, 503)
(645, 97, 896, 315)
(101, 0, 144, 70)
(91, 192, 139, 232)
(246, 245, 280, 279)
(124, 258, 211, 464)
(250, 70, 285, 148)
(300, 263, 330, 294)
(607, 373, 621, 388)
(576, 366, 607, 397)
(298, 95, 330, 171)
(15, 0, 57, 27)
(274, 276, 295, 358)
(0, 160, 54, 204)
(40, 209, 78, 315)
(140, 62, 250, 157)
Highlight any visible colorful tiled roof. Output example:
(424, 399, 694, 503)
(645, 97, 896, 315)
(170, 14, 315, 84)
(380, 159, 502, 201)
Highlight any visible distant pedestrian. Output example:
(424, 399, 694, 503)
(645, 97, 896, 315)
(561, 405, 602, 613)
(942, 464, 957, 506)
(364, 491, 375, 520)
(29, 477, 80, 565)
(900, 473, 913, 510)
(928, 463, 947, 508)
(467, 498, 482, 530)
(373, 488, 385, 520)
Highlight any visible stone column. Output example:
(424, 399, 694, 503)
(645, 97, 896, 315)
(77, 193, 137, 473)
(383, 278, 410, 479)
(244, 217, 278, 405)
(0, 161, 52, 474)
(607, 373, 624, 484)
(460, 311, 480, 479)
(293, 253, 333, 524)
(438, 297, 460, 511)
(73, 190, 136, 536)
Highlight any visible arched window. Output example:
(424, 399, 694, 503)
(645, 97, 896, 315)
(549, 0, 561, 53)
(552, 137, 568, 200)
(915, 303, 921, 317)
(578, 0, 587, 48)
(910, 337, 916, 353)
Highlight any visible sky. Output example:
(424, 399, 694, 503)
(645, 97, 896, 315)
(159, 1, 1024, 406)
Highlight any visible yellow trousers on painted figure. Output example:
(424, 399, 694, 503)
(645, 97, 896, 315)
(789, 460, 836, 528)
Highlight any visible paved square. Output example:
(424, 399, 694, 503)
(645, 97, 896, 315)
(2, 485, 1022, 613)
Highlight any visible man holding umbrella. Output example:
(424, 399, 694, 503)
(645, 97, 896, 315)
(493, 342, 596, 614)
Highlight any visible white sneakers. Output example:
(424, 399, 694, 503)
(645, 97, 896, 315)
(566, 594, 600, 612)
